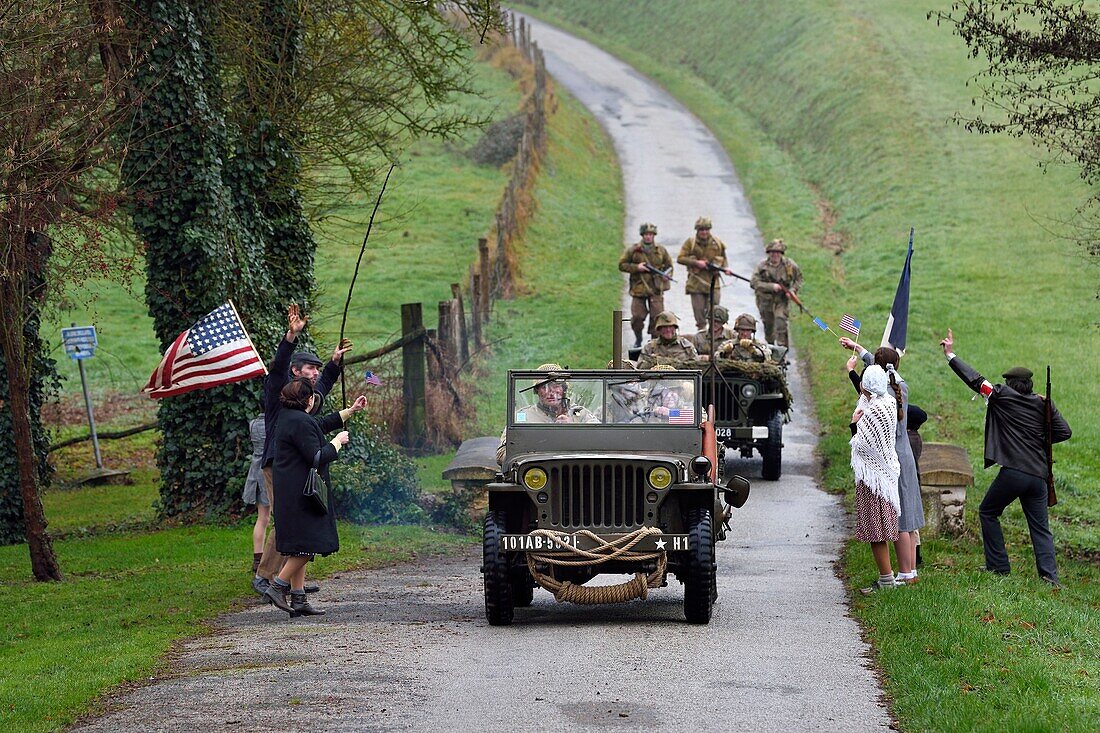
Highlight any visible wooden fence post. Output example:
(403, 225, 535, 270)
(401, 302, 427, 452)
(470, 269, 483, 348)
(452, 283, 470, 366)
(437, 300, 455, 378)
(479, 237, 491, 314)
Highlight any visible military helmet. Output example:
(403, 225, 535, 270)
(708, 305, 730, 324)
(533, 363, 566, 388)
(607, 359, 638, 369)
(653, 311, 680, 329)
(734, 313, 757, 331)
(765, 238, 786, 253)
(638, 222, 658, 235)
(694, 216, 713, 230)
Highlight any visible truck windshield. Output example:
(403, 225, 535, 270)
(511, 375, 698, 426)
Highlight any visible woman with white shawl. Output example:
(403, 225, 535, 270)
(850, 364, 902, 593)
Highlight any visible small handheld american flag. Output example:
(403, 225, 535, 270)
(364, 370, 383, 386)
(143, 302, 266, 399)
(839, 314, 861, 338)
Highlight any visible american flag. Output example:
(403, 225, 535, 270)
(668, 406, 695, 425)
(839, 314, 861, 337)
(143, 303, 266, 399)
(364, 370, 383, 386)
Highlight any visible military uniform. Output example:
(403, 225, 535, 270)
(750, 239, 803, 347)
(718, 338, 772, 363)
(497, 364, 598, 465)
(676, 217, 728, 329)
(637, 335, 699, 369)
(618, 228, 673, 343)
(692, 326, 735, 357)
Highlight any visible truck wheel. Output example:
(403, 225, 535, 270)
(684, 508, 715, 624)
(483, 510, 514, 625)
(760, 409, 783, 481)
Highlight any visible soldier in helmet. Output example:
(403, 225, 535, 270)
(750, 238, 803, 347)
(691, 304, 736, 360)
(718, 313, 772, 363)
(619, 222, 674, 348)
(677, 216, 729, 330)
(637, 311, 699, 369)
(497, 364, 599, 464)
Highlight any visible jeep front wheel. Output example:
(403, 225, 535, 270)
(760, 409, 783, 481)
(683, 508, 715, 624)
(483, 510, 514, 625)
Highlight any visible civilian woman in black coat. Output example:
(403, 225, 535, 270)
(264, 378, 349, 617)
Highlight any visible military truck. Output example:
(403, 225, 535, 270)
(707, 350, 792, 481)
(485, 368, 750, 625)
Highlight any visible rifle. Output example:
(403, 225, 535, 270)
(1046, 366, 1057, 507)
(705, 260, 751, 285)
(639, 262, 676, 282)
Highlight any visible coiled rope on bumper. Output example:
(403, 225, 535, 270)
(525, 527, 668, 605)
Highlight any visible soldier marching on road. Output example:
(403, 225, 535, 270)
(637, 311, 699, 369)
(751, 238, 803, 347)
(677, 216, 729, 330)
(619, 222, 674, 347)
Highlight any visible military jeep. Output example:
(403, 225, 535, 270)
(708, 351, 792, 481)
(484, 368, 751, 626)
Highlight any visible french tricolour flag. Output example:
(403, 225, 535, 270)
(881, 229, 913, 354)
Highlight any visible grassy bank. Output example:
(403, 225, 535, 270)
(516, 1, 1098, 730)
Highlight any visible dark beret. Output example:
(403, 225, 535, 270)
(1002, 366, 1033, 380)
(291, 351, 324, 367)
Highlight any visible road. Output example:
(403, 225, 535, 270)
(73, 17, 892, 733)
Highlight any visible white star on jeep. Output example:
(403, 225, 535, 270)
(655, 538, 667, 550)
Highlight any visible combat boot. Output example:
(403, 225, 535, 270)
(290, 591, 325, 616)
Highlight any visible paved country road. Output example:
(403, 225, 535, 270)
(74, 18, 893, 733)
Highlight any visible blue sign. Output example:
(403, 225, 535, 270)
(61, 326, 98, 360)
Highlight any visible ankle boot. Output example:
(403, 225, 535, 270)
(264, 579, 295, 615)
(290, 591, 325, 616)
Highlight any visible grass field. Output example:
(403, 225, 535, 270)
(516, 1, 1099, 730)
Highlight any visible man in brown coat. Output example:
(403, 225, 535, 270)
(750, 238, 803, 347)
(691, 305, 735, 359)
(677, 216, 729, 329)
(619, 222, 674, 347)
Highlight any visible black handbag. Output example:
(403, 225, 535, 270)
(303, 450, 330, 515)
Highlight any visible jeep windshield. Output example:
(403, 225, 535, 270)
(509, 371, 700, 427)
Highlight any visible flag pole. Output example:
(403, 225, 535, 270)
(227, 299, 268, 376)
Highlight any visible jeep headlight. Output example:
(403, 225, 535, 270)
(648, 466, 673, 489)
(523, 467, 548, 490)
(741, 383, 757, 400)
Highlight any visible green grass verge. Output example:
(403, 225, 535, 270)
(515, 1, 1098, 729)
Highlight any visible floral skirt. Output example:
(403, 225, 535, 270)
(854, 480, 900, 543)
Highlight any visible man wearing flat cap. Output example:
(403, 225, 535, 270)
(941, 329, 1072, 585)
(253, 304, 354, 595)
(677, 216, 729, 330)
(751, 238, 803, 347)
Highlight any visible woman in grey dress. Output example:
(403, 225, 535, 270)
(842, 339, 925, 583)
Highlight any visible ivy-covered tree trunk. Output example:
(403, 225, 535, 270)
(123, 0, 280, 518)
(0, 300, 57, 546)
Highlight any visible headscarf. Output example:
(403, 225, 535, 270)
(851, 365, 900, 514)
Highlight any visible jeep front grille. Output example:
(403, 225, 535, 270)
(550, 462, 646, 530)
(711, 381, 744, 424)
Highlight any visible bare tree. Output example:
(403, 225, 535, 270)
(0, 0, 139, 578)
